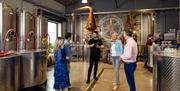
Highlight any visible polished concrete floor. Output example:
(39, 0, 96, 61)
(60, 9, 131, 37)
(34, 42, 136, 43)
(46, 61, 153, 91)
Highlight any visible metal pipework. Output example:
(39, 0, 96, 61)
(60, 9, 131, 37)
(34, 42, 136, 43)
(25, 31, 36, 50)
(41, 33, 50, 49)
(3, 29, 19, 51)
(73, 6, 96, 31)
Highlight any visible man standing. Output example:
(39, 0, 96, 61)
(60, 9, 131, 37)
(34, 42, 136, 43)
(64, 32, 72, 65)
(121, 29, 138, 91)
(86, 31, 104, 84)
(144, 34, 153, 68)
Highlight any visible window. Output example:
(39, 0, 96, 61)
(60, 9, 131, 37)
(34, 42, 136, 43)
(48, 21, 57, 52)
(48, 21, 62, 52)
(58, 23, 62, 37)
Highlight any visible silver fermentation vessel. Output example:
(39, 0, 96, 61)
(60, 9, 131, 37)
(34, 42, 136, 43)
(0, 2, 17, 51)
(19, 50, 47, 89)
(17, 9, 36, 50)
(153, 51, 180, 91)
(0, 54, 21, 91)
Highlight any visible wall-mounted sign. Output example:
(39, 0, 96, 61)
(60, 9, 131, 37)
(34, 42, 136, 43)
(99, 15, 124, 40)
(177, 30, 180, 44)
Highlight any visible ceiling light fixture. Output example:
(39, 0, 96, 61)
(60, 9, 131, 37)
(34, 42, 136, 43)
(82, 0, 88, 3)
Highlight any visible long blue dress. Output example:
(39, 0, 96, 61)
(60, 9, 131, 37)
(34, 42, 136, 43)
(53, 48, 71, 89)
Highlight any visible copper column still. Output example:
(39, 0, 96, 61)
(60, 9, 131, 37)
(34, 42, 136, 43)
(125, 14, 134, 29)
(72, 6, 96, 41)
(121, 14, 134, 45)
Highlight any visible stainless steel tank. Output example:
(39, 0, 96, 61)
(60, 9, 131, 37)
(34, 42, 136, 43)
(18, 50, 47, 89)
(153, 52, 180, 91)
(36, 15, 48, 49)
(18, 9, 35, 50)
(148, 46, 160, 68)
(0, 3, 17, 51)
(147, 46, 154, 68)
(0, 54, 21, 91)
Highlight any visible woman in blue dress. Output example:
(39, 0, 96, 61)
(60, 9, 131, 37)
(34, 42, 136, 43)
(54, 37, 71, 91)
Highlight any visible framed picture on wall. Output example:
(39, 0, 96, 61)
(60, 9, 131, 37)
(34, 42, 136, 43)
(177, 30, 180, 44)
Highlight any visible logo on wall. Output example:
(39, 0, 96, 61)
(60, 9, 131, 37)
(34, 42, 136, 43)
(99, 15, 124, 40)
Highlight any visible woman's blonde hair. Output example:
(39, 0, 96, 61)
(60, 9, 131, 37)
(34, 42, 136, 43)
(54, 37, 64, 51)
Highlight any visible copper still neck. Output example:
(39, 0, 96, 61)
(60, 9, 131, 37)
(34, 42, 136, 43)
(125, 14, 134, 29)
(72, 6, 96, 31)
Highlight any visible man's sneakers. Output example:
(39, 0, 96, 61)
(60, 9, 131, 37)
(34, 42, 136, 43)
(86, 77, 99, 84)
(94, 77, 99, 81)
(86, 80, 90, 84)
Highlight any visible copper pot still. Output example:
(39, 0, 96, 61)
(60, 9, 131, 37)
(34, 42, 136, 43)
(72, 6, 96, 31)
(84, 6, 96, 31)
(71, 6, 96, 42)
(122, 13, 136, 45)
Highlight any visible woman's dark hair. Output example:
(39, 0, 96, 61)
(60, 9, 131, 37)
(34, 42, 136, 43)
(124, 29, 133, 37)
(57, 37, 64, 40)
(65, 32, 71, 39)
(148, 34, 153, 37)
(93, 31, 99, 35)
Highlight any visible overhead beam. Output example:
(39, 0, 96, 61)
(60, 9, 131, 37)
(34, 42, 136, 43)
(23, 0, 66, 18)
(54, 0, 66, 6)
(115, 0, 119, 8)
(66, 7, 180, 16)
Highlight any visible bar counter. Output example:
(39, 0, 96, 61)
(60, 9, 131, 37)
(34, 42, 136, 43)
(153, 51, 180, 91)
(0, 49, 48, 91)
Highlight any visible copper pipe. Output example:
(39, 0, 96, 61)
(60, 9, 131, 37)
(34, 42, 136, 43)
(32, 14, 37, 49)
(121, 32, 126, 45)
(41, 33, 50, 49)
(3, 29, 19, 51)
(71, 13, 76, 41)
(25, 31, 35, 50)
(109, 18, 113, 36)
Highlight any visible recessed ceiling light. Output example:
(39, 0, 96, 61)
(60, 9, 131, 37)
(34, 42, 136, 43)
(82, 0, 88, 3)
